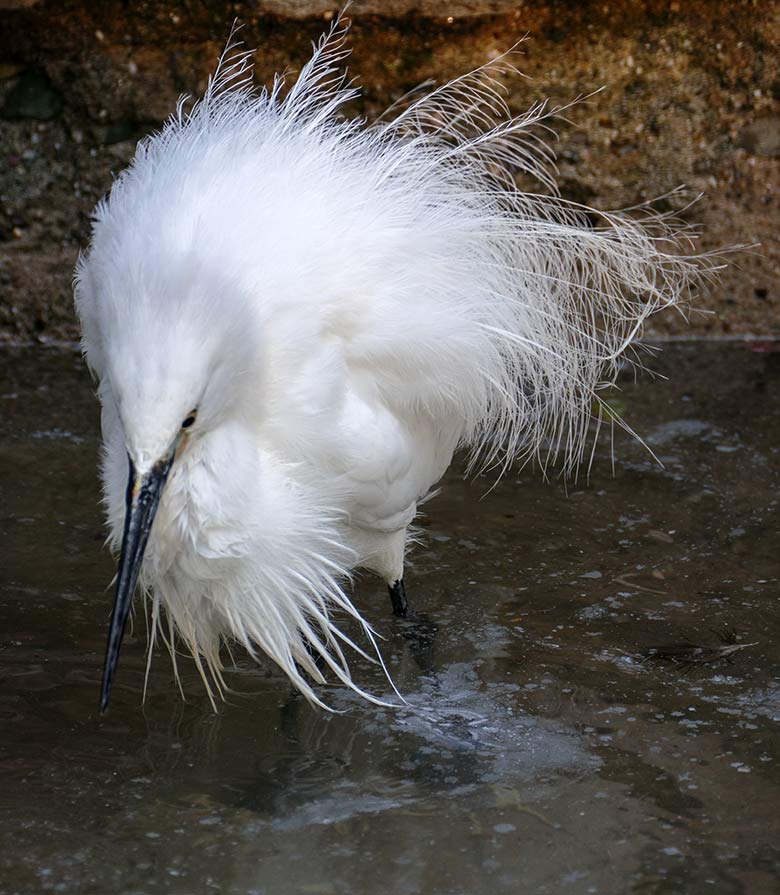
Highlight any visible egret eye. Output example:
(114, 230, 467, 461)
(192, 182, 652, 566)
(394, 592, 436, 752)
(181, 411, 197, 430)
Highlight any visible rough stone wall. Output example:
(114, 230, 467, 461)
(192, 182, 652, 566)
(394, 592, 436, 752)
(0, 0, 778, 342)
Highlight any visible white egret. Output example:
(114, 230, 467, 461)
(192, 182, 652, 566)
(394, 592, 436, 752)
(75, 19, 714, 712)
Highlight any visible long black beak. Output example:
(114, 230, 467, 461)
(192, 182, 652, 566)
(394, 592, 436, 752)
(99, 450, 175, 713)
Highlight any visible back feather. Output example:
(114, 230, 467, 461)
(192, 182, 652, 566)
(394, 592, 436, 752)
(138, 16, 723, 482)
(247, 16, 717, 475)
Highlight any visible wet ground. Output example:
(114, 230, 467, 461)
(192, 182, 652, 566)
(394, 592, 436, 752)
(1, 342, 779, 895)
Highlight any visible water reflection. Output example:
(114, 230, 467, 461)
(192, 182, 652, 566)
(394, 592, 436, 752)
(2, 343, 780, 894)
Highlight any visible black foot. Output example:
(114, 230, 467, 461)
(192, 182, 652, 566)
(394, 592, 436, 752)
(388, 578, 408, 617)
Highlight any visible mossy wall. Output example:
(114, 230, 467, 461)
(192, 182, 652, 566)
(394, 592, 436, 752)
(1, 0, 778, 341)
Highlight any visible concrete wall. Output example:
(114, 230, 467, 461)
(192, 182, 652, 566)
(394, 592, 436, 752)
(1, 0, 778, 342)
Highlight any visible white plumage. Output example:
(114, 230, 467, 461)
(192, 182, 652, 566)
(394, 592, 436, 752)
(74, 19, 713, 710)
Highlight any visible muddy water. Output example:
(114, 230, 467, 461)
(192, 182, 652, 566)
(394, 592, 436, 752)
(1, 343, 779, 895)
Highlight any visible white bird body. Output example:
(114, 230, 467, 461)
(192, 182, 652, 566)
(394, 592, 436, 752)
(74, 21, 712, 708)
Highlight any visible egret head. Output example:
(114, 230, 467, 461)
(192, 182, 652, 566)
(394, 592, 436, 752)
(77, 240, 259, 712)
(99, 354, 203, 716)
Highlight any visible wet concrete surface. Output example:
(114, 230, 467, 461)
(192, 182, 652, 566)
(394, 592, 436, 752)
(1, 342, 779, 895)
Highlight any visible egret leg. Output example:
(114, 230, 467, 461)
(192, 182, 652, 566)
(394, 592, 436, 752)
(388, 578, 408, 617)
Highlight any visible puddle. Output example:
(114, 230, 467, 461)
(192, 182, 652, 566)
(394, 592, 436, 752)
(1, 342, 779, 894)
